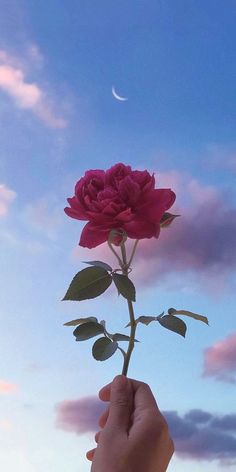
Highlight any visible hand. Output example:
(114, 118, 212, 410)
(86, 375, 174, 472)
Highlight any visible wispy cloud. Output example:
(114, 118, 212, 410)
(0, 380, 18, 395)
(27, 44, 44, 68)
(203, 144, 236, 175)
(22, 196, 63, 240)
(0, 192, 63, 254)
(55, 395, 236, 465)
(0, 49, 67, 129)
(0, 418, 14, 432)
(0, 184, 17, 216)
(0, 227, 48, 255)
(203, 333, 236, 384)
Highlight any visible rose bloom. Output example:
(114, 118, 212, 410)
(64, 163, 176, 248)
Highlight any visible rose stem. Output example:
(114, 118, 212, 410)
(107, 241, 123, 267)
(120, 242, 137, 377)
(127, 239, 139, 267)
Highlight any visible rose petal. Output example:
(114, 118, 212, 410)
(65, 197, 88, 220)
(105, 163, 132, 187)
(75, 170, 105, 197)
(137, 189, 176, 222)
(131, 170, 155, 193)
(116, 208, 133, 222)
(79, 222, 110, 248)
(124, 219, 160, 239)
(118, 176, 140, 206)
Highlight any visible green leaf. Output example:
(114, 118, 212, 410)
(125, 316, 156, 327)
(168, 308, 209, 325)
(62, 267, 112, 301)
(157, 315, 187, 338)
(160, 213, 180, 228)
(82, 260, 112, 272)
(92, 337, 118, 361)
(112, 333, 140, 342)
(73, 322, 104, 341)
(112, 273, 136, 301)
(125, 314, 164, 327)
(64, 316, 98, 326)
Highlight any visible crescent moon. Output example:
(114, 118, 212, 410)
(112, 86, 128, 101)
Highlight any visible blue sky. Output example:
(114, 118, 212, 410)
(1, 1, 236, 470)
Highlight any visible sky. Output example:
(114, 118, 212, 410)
(0, 0, 236, 470)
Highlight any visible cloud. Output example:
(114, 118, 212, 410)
(22, 196, 63, 240)
(0, 192, 62, 253)
(0, 49, 67, 129)
(0, 184, 17, 216)
(55, 396, 236, 465)
(0, 226, 49, 255)
(27, 44, 44, 67)
(165, 410, 236, 465)
(203, 333, 236, 383)
(0, 380, 18, 395)
(202, 144, 236, 175)
(55, 396, 105, 434)
(132, 171, 236, 294)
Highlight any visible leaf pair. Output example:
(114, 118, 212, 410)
(70, 320, 119, 361)
(125, 309, 209, 338)
(71, 321, 119, 360)
(64, 317, 140, 361)
(62, 263, 136, 302)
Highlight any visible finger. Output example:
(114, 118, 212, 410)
(99, 377, 147, 399)
(133, 382, 159, 413)
(105, 375, 134, 432)
(95, 431, 101, 443)
(99, 384, 111, 401)
(86, 448, 96, 461)
(98, 407, 109, 428)
(100, 378, 158, 411)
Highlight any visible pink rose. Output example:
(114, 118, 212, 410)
(64, 163, 176, 248)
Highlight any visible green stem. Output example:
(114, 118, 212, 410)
(120, 243, 137, 377)
(127, 239, 139, 267)
(107, 241, 123, 267)
(118, 346, 126, 360)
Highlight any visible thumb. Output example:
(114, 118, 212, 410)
(106, 375, 133, 432)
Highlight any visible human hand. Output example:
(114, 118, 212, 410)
(86, 375, 174, 472)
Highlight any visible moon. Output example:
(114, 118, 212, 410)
(112, 86, 128, 101)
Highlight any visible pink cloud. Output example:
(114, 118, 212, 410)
(0, 64, 42, 107)
(0, 380, 18, 395)
(55, 396, 104, 434)
(0, 50, 67, 129)
(132, 172, 236, 294)
(203, 333, 236, 383)
(0, 184, 17, 216)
